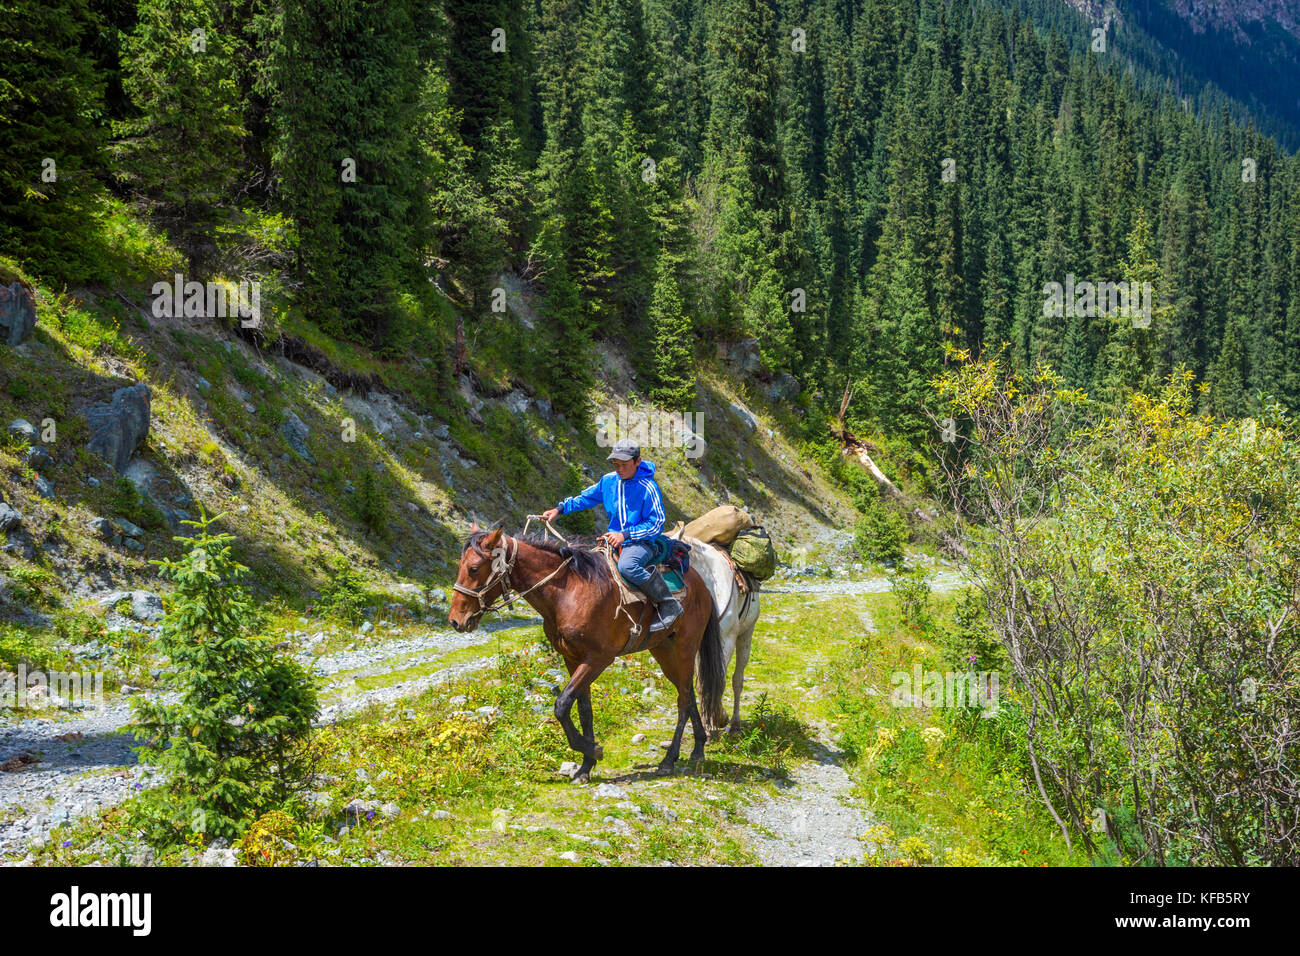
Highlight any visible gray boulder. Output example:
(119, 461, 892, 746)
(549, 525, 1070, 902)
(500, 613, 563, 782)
(7, 419, 37, 442)
(84, 384, 151, 474)
(200, 847, 238, 867)
(729, 401, 758, 432)
(503, 390, 531, 416)
(110, 516, 144, 539)
(280, 411, 315, 464)
(764, 371, 801, 402)
(26, 445, 54, 470)
(720, 338, 763, 376)
(0, 281, 37, 346)
(128, 591, 164, 621)
(33, 475, 54, 499)
(0, 501, 21, 532)
(95, 591, 132, 614)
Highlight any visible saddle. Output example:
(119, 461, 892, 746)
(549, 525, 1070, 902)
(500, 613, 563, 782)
(597, 536, 691, 654)
(601, 537, 691, 603)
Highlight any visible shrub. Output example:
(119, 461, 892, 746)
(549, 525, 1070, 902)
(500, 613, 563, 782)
(316, 555, 370, 624)
(936, 356, 1300, 865)
(106, 476, 168, 532)
(889, 563, 932, 632)
(854, 500, 908, 566)
(240, 810, 300, 867)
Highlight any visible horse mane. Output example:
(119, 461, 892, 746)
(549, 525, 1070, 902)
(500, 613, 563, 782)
(463, 530, 609, 584)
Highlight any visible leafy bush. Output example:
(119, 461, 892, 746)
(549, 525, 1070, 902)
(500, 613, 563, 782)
(853, 499, 908, 566)
(939, 587, 1004, 674)
(936, 356, 1300, 865)
(718, 692, 808, 774)
(240, 810, 300, 867)
(315, 555, 371, 624)
(105, 476, 168, 531)
(888, 563, 932, 632)
(128, 512, 318, 847)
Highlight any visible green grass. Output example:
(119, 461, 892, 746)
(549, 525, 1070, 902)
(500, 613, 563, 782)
(19, 575, 1102, 868)
(825, 591, 1091, 867)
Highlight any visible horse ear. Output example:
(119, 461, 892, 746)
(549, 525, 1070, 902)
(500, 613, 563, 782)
(469, 519, 480, 533)
(483, 526, 503, 548)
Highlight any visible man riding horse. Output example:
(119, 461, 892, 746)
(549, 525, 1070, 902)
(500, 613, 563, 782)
(541, 438, 684, 634)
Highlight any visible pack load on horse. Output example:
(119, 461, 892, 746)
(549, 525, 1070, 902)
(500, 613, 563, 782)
(671, 505, 772, 733)
(448, 438, 724, 783)
(681, 505, 778, 584)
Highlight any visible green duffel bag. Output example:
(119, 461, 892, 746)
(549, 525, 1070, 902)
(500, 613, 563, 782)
(731, 525, 776, 580)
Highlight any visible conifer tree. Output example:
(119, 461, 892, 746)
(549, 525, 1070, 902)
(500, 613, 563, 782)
(648, 258, 696, 408)
(113, 0, 243, 276)
(129, 513, 317, 846)
(0, 0, 105, 276)
(270, 0, 426, 343)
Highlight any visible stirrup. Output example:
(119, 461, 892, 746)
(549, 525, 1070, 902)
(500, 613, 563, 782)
(649, 598, 683, 634)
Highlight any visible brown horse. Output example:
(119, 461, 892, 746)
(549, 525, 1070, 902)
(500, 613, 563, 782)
(449, 523, 724, 783)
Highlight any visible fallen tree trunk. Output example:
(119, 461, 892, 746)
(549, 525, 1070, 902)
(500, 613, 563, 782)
(834, 380, 902, 499)
(842, 438, 902, 498)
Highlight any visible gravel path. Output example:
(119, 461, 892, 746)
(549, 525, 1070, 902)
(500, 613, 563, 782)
(0, 703, 157, 858)
(762, 567, 968, 595)
(742, 727, 876, 866)
(0, 615, 543, 861)
(737, 588, 903, 866)
(2, 561, 961, 864)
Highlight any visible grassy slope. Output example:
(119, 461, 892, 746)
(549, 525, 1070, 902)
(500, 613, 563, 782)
(4, 208, 1077, 867)
(29, 581, 1080, 866)
(1, 224, 859, 673)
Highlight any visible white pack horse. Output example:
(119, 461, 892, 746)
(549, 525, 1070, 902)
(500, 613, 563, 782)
(686, 536, 761, 734)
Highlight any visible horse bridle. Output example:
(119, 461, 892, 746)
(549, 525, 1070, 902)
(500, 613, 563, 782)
(452, 535, 520, 617)
(453, 525, 573, 618)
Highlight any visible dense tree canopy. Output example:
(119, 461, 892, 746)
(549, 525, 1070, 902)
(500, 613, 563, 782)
(4, 0, 1299, 429)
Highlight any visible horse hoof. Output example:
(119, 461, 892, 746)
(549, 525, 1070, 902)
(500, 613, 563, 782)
(593, 744, 604, 761)
(572, 772, 590, 785)
(655, 761, 675, 776)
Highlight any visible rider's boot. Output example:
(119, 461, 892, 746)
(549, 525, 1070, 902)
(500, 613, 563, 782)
(641, 568, 684, 634)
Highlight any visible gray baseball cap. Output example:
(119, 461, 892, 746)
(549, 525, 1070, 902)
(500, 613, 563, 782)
(606, 438, 640, 461)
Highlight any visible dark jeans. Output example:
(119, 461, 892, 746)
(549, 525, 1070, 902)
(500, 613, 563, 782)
(616, 540, 657, 588)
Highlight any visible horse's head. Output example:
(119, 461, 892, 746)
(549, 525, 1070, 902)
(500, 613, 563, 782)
(449, 522, 506, 632)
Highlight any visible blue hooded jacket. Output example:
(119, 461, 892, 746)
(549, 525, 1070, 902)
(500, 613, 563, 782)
(556, 460, 666, 542)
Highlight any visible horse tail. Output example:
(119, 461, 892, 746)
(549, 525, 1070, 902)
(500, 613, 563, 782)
(695, 596, 726, 731)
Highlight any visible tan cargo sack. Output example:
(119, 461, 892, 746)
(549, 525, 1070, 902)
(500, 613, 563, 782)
(683, 505, 754, 546)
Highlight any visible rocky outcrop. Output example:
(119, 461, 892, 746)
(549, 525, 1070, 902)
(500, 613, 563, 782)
(280, 410, 315, 463)
(729, 401, 758, 432)
(719, 338, 763, 377)
(84, 384, 151, 474)
(0, 280, 36, 346)
(0, 491, 20, 532)
(764, 372, 801, 403)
